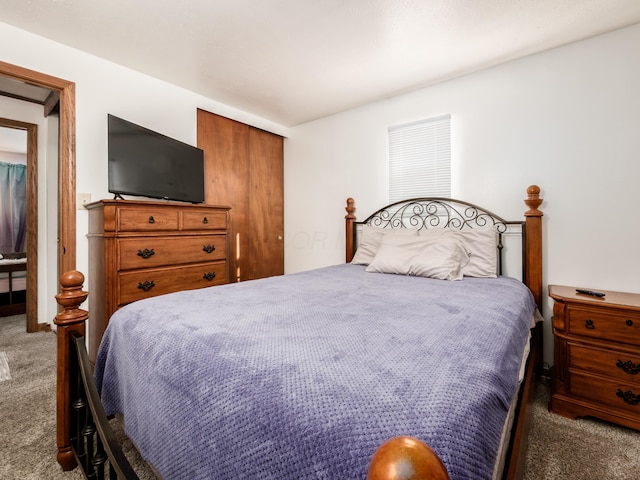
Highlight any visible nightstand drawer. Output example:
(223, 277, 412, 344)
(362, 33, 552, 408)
(569, 343, 640, 385)
(570, 370, 640, 417)
(568, 306, 640, 347)
(118, 235, 226, 270)
(117, 262, 227, 305)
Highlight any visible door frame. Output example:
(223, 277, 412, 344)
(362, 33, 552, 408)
(0, 119, 39, 329)
(0, 61, 76, 332)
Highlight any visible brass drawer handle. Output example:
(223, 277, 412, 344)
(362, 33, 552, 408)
(148, 215, 155, 224)
(616, 359, 640, 375)
(137, 280, 155, 292)
(626, 319, 634, 327)
(202, 244, 216, 254)
(203, 272, 216, 281)
(203, 216, 209, 224)
(137, 248, 155, 259)
(617, 389, 640, 406)
(585, 319, 595, 329)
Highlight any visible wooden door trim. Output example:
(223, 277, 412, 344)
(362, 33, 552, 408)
(0, 61, 76, 331)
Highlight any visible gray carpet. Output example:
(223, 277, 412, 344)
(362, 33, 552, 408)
(1, 313, 639, 479)
(0, 314, 156, 480)
(524, 378, 640, 479)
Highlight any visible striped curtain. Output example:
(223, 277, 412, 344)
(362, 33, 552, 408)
(0, 161, 27, 253)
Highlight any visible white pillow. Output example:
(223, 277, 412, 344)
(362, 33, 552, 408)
(418, 228, 451, 240)
(351, 225, 418, 265)
(453, 228, 499, 278)
(365, 234, 470, 281)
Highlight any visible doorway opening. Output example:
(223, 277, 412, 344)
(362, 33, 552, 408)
(0, 121, 37, 326)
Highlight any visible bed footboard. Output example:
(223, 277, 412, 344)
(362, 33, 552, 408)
(55, 271, 139, 479)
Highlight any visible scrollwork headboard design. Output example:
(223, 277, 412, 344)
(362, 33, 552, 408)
(362, 198, 510, 233)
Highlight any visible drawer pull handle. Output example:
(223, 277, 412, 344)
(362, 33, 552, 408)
(137, 248, 155, 259)
(202, 244, 216, 254)
(585, 319, 595, 329)
(137, 280, 155, 292)
(616, 389, 640, 406)
(616, 360, 640, 375)
(203, 272, 216, 281)
(627, 319, 634, 327)
(148, 216, 155, 224)
(203, 216, 209, 224)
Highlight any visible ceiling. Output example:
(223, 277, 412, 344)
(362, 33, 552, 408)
(1, 0, 640, 127)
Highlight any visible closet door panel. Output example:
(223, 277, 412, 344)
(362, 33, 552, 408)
(197, 109, 249, 282)
(248, 127, 284, 280)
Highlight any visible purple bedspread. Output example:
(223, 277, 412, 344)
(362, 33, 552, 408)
(95, 263, 535, 480)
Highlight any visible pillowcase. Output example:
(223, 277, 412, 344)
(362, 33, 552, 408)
(365, 234, 470, 281)
(452, 227, 499, 278)
(351, 225, 418, 265)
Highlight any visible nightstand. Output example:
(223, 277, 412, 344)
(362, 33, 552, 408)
(549, 284, 640, 430)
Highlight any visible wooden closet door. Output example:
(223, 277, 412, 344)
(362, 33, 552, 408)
(248, 127, 284, 280)
(197, 109, 249, 282)
(197, 109, 284, 282)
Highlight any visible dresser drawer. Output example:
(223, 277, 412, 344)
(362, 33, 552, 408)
(117, 207, 180, 231)
(569, 342, 640, 385)
(570, 370, 640, 417)
(117, 262, 227, 305)
(182, 209, 227, 230)
(567, 306, 640, 347)
(118, 235, 226, 270)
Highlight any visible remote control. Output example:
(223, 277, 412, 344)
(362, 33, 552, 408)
(575, 288, 606, 298)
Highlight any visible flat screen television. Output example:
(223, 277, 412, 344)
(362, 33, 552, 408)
(107, 114, 205, 203)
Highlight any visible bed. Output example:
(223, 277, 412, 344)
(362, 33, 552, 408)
(54, 185, 544, 480)
(0, 253, 27, 317)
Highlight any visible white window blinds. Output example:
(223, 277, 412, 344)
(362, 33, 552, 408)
(388, 114, 451, 202)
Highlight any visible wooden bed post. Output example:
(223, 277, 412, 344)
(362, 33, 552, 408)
(54, 270, 89, 471)
(345, 198, 356, 263)
(503, 185, 543, 480)
(524, 185, 543, 312)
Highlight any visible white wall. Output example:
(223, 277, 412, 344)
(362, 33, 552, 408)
(285, 23, 640, 365)
(0, 21, 289, 327)
(0, 151, 26, 164)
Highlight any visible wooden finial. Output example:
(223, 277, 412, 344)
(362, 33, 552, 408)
(345, 197, 356, 219)
(54, 270, 88, 327)
(524, 185, 543, 216)
(368, 436, 449, 480)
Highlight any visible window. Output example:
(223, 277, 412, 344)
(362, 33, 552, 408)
(388, 114, 451, 202)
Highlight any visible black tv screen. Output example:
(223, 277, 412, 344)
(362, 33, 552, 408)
(108, 114, 205, 203)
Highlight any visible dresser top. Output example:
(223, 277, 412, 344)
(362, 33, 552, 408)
(85, 199, 231, 210)
(549, 284, 640, 310)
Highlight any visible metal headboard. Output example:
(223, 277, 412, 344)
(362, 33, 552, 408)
(351, 197, 526, 280)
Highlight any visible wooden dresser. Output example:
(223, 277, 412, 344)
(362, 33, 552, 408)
(86, 199, 230, 361)
(549, 284, 640, 430)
